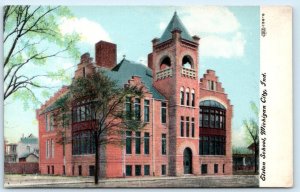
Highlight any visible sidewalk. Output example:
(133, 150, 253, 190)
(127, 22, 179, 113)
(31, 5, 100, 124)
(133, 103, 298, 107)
(4, 174, 259, 188)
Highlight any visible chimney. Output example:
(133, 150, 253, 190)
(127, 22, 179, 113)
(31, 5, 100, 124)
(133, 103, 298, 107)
(95, 41, 117, 69)
(148, 53, 153, 70)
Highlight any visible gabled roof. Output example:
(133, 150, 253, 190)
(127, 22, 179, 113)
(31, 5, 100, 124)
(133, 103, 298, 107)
(104, 59, 165, 100)
(19, 152, 39, 159)
(159, 11, 194, 43)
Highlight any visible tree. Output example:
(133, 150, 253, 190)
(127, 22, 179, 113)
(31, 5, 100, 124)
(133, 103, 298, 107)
(3, 5, 80, 107)
(243, 101, 259, 173)
(57, 71, 146, 184)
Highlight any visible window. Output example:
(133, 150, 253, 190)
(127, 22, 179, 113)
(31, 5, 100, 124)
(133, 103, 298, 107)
(89, 165, 95, 176)
(223, 164, 225, 173)
(72, 102, 95, 123)
(191, 89, 195, 107)
(186, 88, 190, 106)
(191, 118, 195, 137)
(126, 131, 132, 154)
(144, 165, 150, 176)
(162, 134, 167, 155)
(51, 139, 55, 158)
(199, 136, 225, 155)
(46, 140, 49, 158)
(63, 166, 66, 175)
(144, 132, 150, 154)
(135, 132, 141, 154)
(160, 56, 171, 70)
(161, 102, 167, 123)
(186, 117, 190, 137)
(180, 87, 184, 105)
(214, 164, 218, 173)
(144, 100, 150, 122)
(180, 116, 184, 137)
(78, 165, 82, 176)
(135, 165, 141, 176)
(125, 97, 132, 120)
(201, 164, 207, 174)
(199, 101, 226, 129)
(134, 98, 141, 120)
(72, 166, 75, 175)
(52, 165, 54, 174)
(72, 131, 95, 155)
(50, 114, 54, 130)
(45, 114, 49, 131)
(126, 165, 132, 176)
(47, 166, 50, 174)
(207, 80, 216, 91)
(161, 165, 166, 175)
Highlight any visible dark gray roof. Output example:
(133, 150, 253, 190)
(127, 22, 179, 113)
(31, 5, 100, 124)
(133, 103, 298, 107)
(104, 59, 165, 100)
(42, 93, 69, 114)
(19, 152, 39, 159)
(159, 12, 194, 43)
(200, 100, 226, 109)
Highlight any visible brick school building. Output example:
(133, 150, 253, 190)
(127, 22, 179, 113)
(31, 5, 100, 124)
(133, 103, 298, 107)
(37, 12, 233, 178)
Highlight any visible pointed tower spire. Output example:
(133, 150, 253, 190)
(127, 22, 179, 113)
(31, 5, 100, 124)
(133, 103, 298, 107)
(159, 12, 193, 43)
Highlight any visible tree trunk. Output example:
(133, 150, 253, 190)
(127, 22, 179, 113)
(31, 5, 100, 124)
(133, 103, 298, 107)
(254, 143, 258, 173)
(94, 132, 99, 184)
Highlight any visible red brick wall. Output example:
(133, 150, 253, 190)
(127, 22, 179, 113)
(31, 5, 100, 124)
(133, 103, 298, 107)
(5, 163, 39, 174)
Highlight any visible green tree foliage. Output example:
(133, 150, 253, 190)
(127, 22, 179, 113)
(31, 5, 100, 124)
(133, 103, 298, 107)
(57, 71, 146, 184)
(3, 6, 80, 108)
(243, 101, 259, 173)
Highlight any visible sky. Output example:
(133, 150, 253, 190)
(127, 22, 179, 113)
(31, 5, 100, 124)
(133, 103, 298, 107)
(4, 6, 260, 147)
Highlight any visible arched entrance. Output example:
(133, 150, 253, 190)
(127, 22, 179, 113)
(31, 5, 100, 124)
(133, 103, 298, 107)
(183, 148, 192, 174)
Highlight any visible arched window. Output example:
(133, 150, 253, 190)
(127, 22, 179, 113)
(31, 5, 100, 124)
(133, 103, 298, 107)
(160, 56, 171, 70)
(199, 100, 226, 129)
(182, 55, 193, 69)
(186, 88, 190, 106)
(180, 87, 184, 105)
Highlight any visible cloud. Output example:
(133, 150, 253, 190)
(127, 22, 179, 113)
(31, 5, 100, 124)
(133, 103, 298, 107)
(59, 17, 111, 44)
(180, 6, 240, 34)
(168, 7, 246, 58)
(201, 32, 246, 58)
(159, 22, 167, 31)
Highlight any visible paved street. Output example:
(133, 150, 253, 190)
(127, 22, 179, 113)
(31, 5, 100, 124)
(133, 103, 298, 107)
(4, 174, 259, 188)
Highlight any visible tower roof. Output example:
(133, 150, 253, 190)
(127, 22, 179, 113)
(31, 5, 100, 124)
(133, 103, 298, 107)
(159, 11, 193, 43)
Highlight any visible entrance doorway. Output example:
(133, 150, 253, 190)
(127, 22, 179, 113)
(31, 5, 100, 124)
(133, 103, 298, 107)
(183, 148, 192, 174)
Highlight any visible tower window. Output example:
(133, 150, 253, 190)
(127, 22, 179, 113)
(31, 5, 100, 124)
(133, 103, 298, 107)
(191, 89, 195, 107)
(182, 55, 193, 69)
(186, 117, 190, 137)
(160, 56, 171, 70)
(180, 87, 184, 105)
(191, 118, 195, 137)
(180, 116, 184, 137)
(186, 88, 190, 106)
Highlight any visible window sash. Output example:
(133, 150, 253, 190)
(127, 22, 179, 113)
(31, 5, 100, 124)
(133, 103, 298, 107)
(144, 132, 150, 154)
